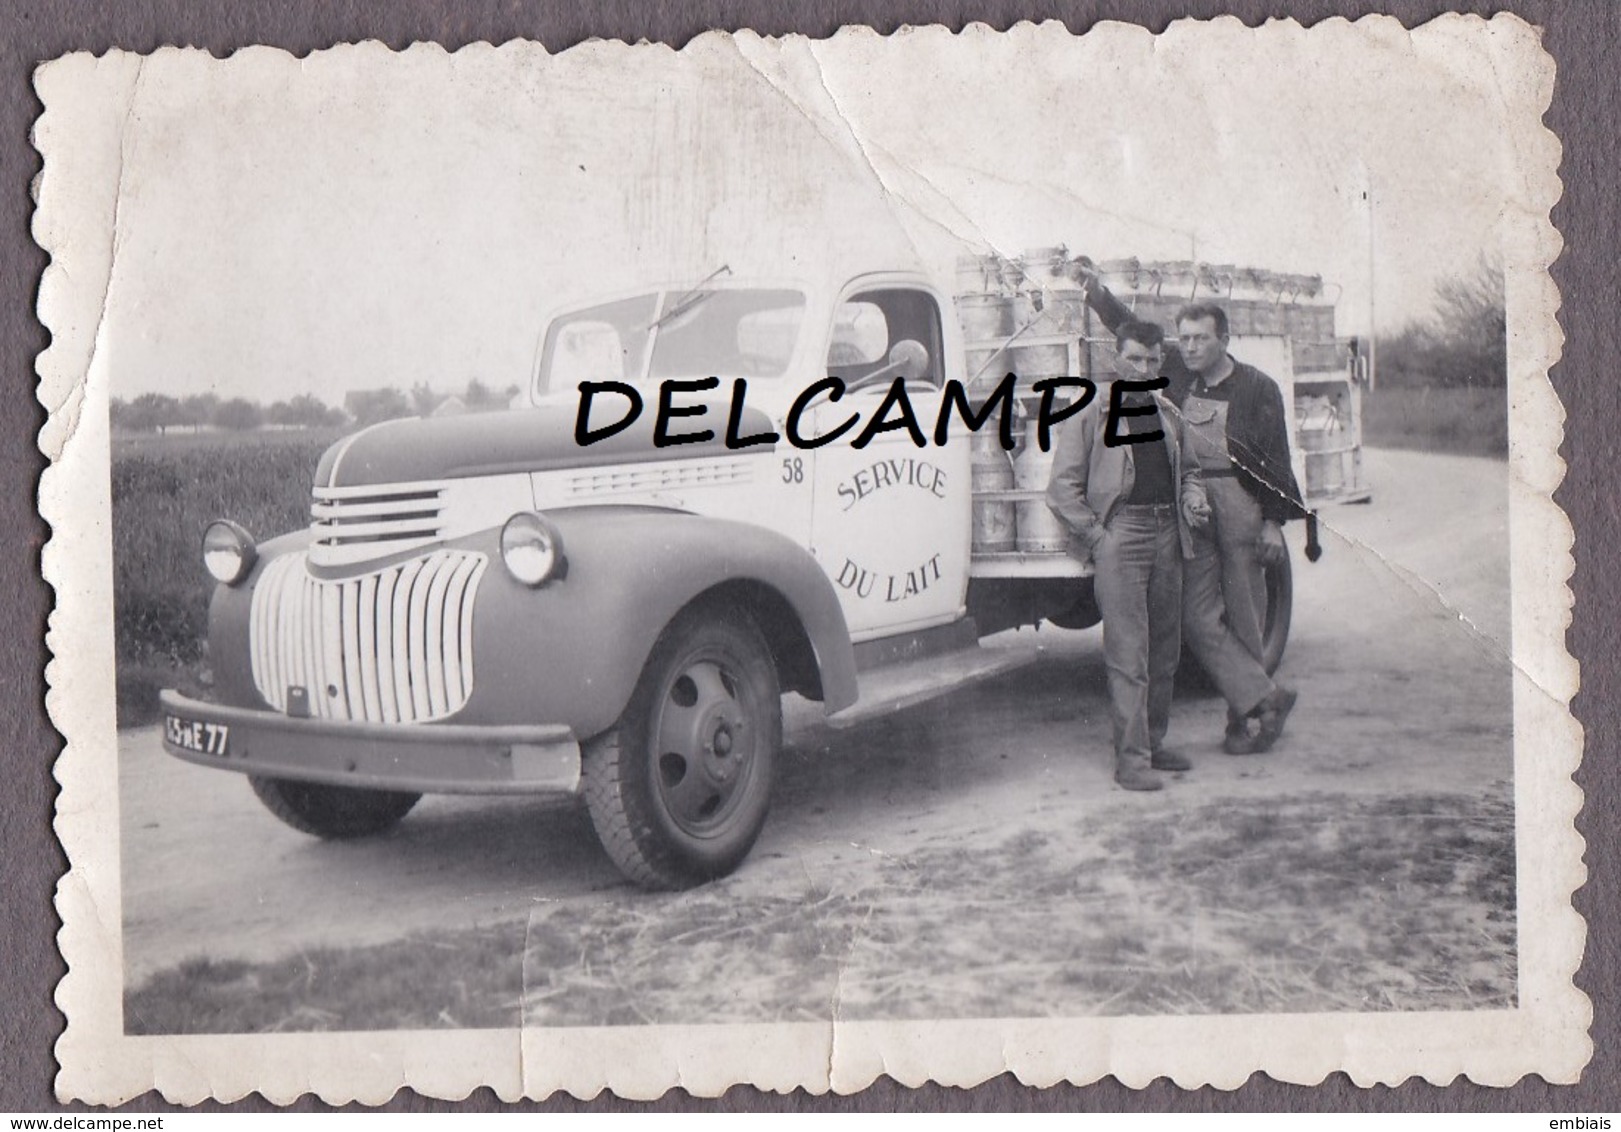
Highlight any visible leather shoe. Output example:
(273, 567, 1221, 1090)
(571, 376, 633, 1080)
(1115, 755, 1164, 791)
(1150, 747, 1192, 771)
(1223, 720, 1261, 755)
(1252, 688, 1299, 752)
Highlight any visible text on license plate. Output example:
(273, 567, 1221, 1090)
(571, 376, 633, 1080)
(165, 715, 230, 757)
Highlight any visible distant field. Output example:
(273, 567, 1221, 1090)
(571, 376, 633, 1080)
(112, 428, 341, 723)
(1360, 385, 1507, 459)
(112, 427, 346, 456)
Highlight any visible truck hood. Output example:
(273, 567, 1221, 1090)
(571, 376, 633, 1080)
(315, 398, 775, 488)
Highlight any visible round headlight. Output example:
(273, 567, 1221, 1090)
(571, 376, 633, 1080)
(202, 520, 257, 585)
(500, 512, 566, 586)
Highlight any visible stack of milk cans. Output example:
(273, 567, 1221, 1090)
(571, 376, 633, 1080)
(955, 251, 1360, 556)
(955, 247, 1096, 557)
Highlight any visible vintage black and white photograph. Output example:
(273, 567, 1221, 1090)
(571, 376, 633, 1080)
(38, 19, 1581, 1102)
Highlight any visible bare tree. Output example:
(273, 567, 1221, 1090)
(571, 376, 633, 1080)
(1428, 253, 1506, 387)
(214, 398, 265, 431)
(181, 392, 221, 431)
(345, 387, 412, 428)
(270, 393, 348, 429)
(410, 382, 445, 417)
(1377, 255, 1506, 389)
(124, 393, 185, 433)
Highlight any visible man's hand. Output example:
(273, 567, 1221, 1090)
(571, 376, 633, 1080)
(1256, 521, 1287, 566)
(1182, 493, 1211, 533)
(1085, 523, 1111, 557)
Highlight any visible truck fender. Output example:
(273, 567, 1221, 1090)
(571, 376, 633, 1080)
(463, 506, 859, 737)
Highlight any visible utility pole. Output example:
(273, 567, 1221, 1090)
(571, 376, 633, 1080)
(1366, 168, 1378, 387)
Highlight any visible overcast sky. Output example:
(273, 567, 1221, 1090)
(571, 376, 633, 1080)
(60, 20, 1544, 404)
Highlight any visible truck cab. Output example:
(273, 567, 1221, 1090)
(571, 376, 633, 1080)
(530, 272, 974, 643)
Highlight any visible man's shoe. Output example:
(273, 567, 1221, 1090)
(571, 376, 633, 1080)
(1223, 720, 1261, 755)
(1252, 688, 1299, 752)
(1115, 757, 1164, 791)
(1150, 747, 1192, 771)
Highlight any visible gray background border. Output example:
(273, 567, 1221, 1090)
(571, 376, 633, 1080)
(6, 0, 1613, 1112)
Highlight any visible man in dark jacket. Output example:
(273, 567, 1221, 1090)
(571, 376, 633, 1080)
(1080, 270, 1302, 753)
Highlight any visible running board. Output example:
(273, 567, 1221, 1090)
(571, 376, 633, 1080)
(823, 641, 1043, 730)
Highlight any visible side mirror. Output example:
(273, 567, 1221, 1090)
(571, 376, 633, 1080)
(845, 338, 932, 392)
(887, 339, 930, 381)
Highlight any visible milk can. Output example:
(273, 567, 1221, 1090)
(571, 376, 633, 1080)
(965, 346, 1013, 392)
(956, 253, 1009, 295)
(1019, 246, 1070, 286)
(1013, 417, 1068, 553)
(1297, 395, 1346, 497)
(956, 293, 1015, 342)
(970, 432, 1017, 553)
(1010, 341, 1071, 384)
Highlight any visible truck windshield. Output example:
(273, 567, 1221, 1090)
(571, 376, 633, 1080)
(538, 289, 807, 393)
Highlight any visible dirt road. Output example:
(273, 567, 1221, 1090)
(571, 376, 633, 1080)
(120, 447, 1513, 994)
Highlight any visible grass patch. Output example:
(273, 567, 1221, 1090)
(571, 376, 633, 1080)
(111, 428, 342, 725)
(125, 920, 527, 1034)
(115, 659, 211, 729)
(1361, 385, 1507, 458)
(125, 789, 1514, 1032)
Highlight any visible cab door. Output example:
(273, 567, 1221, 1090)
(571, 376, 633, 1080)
(807, 286, 970, 641)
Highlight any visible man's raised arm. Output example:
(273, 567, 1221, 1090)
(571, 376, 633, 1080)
(1075, 261, 1134, 335)
(1073, 261, 1196, 398)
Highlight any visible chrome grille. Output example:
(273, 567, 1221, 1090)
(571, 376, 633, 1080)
(250, 550, 487, 723)
(309, 483, 445, 567)
(564, 457, 752, 498)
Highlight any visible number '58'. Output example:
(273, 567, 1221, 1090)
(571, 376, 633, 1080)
(780, 457, 804, 484)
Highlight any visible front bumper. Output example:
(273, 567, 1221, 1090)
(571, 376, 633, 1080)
(157, 690, 582, 796)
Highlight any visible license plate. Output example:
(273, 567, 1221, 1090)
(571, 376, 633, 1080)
(164, 714, 230, 757)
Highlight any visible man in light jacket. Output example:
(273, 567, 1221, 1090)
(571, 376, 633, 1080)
(1046, 320, 1209, 791)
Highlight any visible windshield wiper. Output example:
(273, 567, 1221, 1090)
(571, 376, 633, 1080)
(646, 264, 732, 332)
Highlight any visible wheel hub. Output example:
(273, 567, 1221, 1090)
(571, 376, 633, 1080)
(655, 659, 756, 830)
(702, 707, 743, 782)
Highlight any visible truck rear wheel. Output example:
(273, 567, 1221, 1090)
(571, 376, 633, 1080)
(583, 606, 781, 890)
(1258, 548, 1293, 674)
(249, 776, 420, 839)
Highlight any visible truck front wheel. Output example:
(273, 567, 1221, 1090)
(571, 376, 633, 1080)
(248, 776, 421, 839)
(583, 606, 781, 890)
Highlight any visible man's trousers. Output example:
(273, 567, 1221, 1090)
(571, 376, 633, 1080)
(1182, 476, 1275, 717)
(1091, 504, 1182, 761)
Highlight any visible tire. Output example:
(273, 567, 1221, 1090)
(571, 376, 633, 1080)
(582, 605, 781, 890)
(1258, 547, 1293, 675)
(249, 776, 420, 839)
(1044, 585, 1102, 631)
